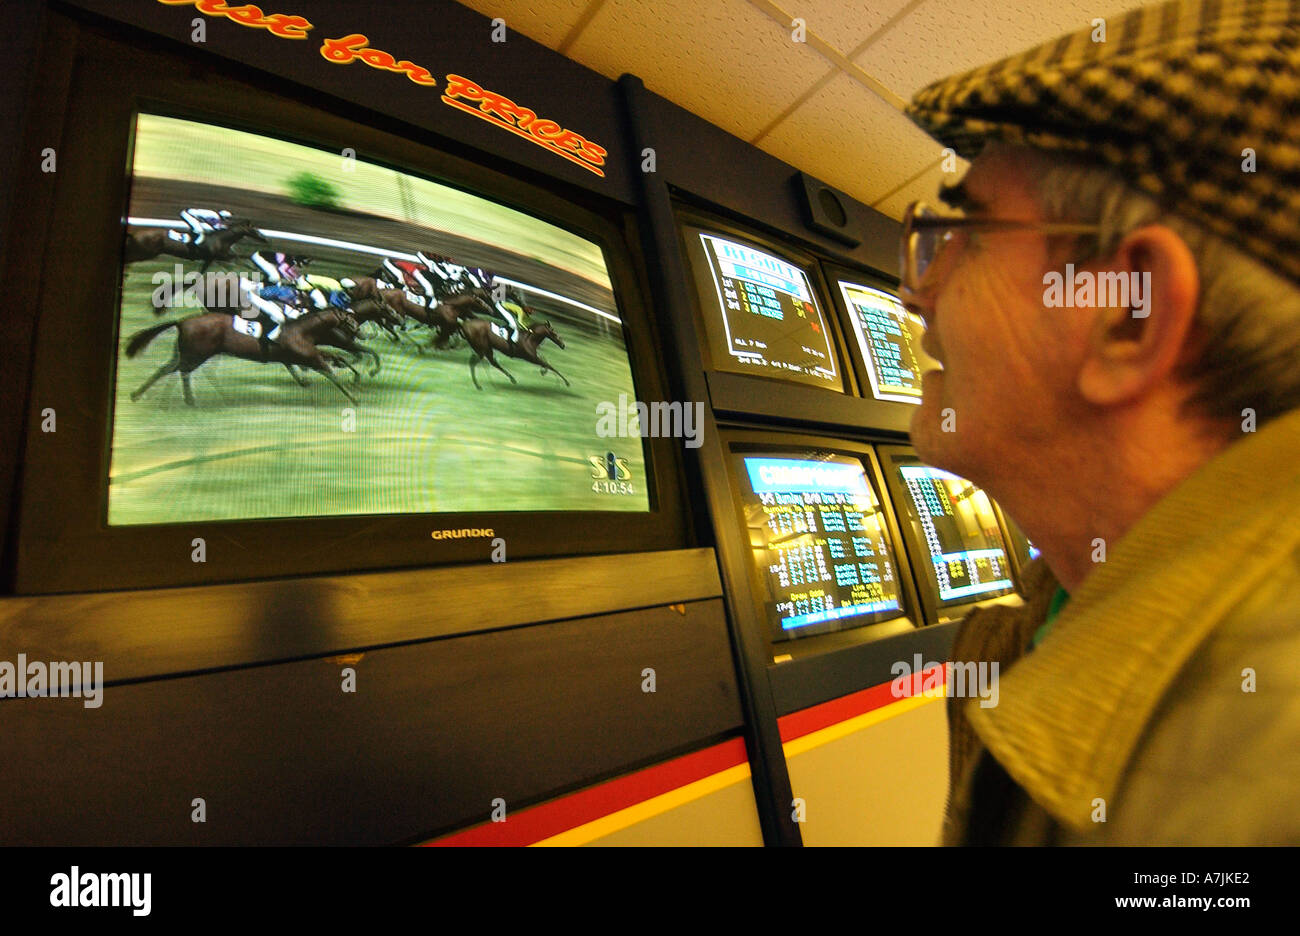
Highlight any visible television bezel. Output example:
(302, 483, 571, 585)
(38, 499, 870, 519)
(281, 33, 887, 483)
(674, 207, 880, 424)
(819, 260, 937, 433)
(7, 32, 691, 595)
(720, 428, 922, 652)
(875, 444, 1021, 626)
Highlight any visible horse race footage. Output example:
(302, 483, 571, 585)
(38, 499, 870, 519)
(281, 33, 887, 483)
(111, 114, 649, 524)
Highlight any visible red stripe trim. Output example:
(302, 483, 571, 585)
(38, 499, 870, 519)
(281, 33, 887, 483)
(427, 668, 944, 846)
(426, 737, 749, 846)
(777, 665, 947, 743)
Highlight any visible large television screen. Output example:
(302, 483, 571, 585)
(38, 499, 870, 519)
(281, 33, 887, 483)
(683, 226, 841, 391)
(836, 280, 932, 405)
(733, 452, 904, 640)
(112, 113, 650, 525)
(886, 455, 1015, 609)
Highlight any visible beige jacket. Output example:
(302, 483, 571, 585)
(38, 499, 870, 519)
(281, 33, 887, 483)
(944, 407, 1300, 845)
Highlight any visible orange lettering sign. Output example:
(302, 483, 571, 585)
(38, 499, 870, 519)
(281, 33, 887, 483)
(156, 3, 605, 180)
(442, 74, 607, 177)
(319, 34, 437, 86)
(158, 0, 313, 39)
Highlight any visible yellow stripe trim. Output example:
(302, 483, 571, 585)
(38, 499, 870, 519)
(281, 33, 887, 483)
(783, 692, 943, 758)
(530, 762, 752, 846)
(530, 692, 940, 846)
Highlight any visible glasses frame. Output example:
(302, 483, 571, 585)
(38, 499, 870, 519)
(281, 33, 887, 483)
(899, 200, 1101, 296)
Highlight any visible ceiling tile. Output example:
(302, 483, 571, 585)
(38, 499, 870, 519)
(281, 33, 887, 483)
(757, 71, 944, 208)
(567, 0, 839, 140)
(775, 0, 921, 56)
(449, 0, 1171, 229)
(455, 0, 597, 48)
(870, 155, 970, 220)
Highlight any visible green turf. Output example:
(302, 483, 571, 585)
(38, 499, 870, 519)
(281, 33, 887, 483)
(131, 114, 611, 288)
(109, 259, 650, 525)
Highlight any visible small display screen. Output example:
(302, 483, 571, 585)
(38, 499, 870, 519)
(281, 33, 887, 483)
(687, 228, 840, 391)
(837, 280, 930, 404)
(892, 460, 1014, 608)
(735, 452, 903, 639)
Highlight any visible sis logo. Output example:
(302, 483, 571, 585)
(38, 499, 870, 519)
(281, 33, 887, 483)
(588, 452, 632, 481)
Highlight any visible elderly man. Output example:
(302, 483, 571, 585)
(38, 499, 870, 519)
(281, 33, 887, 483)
(900, 0, 1300, 844)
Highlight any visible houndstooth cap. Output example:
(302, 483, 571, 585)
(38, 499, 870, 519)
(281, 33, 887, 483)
(905, 0, 1300, 285)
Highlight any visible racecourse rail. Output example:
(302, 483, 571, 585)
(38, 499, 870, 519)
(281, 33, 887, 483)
(128, 217, 623, 325)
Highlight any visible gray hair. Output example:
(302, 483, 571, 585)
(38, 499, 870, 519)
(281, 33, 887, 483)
(1033, 156, 1300, 428)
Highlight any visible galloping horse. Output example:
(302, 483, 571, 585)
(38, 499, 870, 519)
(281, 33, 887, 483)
(347, 277, 492, 350)
(126, 308, 362, 405)
(181, 283, 397, 381)
(458, 318, 570, 390)
(124, 219, 268, 273)
(282, 297, 397, 385)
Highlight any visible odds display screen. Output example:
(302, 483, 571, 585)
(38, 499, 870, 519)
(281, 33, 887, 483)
(893, 462, 1015, 608)
(838, 281, 928, 404)
(735, 453, 903, 639)
(687, 229, 841, 391)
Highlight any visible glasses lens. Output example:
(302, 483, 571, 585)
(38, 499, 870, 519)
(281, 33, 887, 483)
(912, 205, 942, 287)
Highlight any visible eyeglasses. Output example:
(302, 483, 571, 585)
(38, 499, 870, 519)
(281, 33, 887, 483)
(899, 200, 1101, 296)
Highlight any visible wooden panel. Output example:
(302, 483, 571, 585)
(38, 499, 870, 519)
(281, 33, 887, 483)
(706, 371, 912, 435)
(769, 620, 959, 716)
(0, 548, 722, 683)
(0, 597, 740, 845)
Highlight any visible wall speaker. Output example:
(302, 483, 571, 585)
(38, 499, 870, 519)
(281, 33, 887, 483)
(796, 171, 862, 247)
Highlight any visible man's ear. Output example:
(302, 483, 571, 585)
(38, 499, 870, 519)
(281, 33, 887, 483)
(1076, 225, 1200, 406)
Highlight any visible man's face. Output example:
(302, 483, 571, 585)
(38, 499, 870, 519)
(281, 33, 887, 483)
(908, 146, 1088, 490)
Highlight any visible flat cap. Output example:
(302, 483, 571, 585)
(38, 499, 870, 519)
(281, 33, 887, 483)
(905, 0, 1300, 285)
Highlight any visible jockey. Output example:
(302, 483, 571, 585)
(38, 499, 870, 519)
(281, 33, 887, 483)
(492, 285, 531, 346)
(434, 257, 470, 290)
(239, 278, 302, 347)
(239, 271, 351, 350)
(417, 251, 457, 295)
(380, 257, 436, 301)
(179, 207, 233, 246)
(295, 273, 354, 313)
(250, 251, 309, 286)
